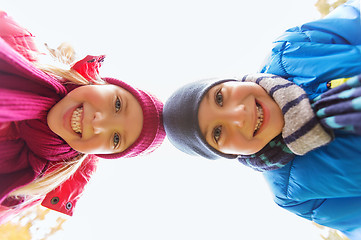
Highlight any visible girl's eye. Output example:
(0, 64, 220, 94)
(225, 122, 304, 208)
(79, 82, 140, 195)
(113, 133, 120, 148)
(212, 125, 222, 144)
(115, 97, 122, 112)
(215, 88, 223, 107)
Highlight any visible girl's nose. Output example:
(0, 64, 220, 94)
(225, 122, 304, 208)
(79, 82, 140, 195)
(92, 112, 105, 134)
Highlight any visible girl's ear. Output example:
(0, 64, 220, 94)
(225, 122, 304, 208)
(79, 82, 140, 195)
(70, 55, 106, 81)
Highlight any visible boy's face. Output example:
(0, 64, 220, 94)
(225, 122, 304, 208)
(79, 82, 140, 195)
(198, 81, 284, 155)
(47, 84, 143, 154)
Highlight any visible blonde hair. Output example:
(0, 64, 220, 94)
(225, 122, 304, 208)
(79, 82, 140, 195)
(37, 42, 105, 85)
(10, 43, 102, 200)
(11, 155, 86, 197)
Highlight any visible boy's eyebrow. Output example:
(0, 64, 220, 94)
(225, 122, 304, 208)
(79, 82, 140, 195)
(200, 91, 211, 142)
(202, 90, 210, 107)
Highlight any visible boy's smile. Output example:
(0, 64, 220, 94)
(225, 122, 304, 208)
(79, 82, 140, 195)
(254, 101, 264, 136)
(198, 81, 284, 155)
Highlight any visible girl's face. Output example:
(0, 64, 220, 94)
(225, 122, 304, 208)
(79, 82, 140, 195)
(198, 81, 284, 155)
(47, 84, 143, 154)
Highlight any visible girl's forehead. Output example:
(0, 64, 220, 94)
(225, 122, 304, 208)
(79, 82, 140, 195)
(101, 81, 139, 101)
(94, 84, 127, 93)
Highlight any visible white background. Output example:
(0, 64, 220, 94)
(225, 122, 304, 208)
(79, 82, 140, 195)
(3, 0, 327, 239)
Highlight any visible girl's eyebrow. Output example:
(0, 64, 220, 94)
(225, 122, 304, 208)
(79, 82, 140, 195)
(120, 94, 128, 151)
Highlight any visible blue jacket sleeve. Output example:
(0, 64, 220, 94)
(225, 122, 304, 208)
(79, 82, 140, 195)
(263, 132, 361, 239)
(305, 0, 361, 45)
(312, 197, 361, 240)
(272, 196, 361, 240)
(260, 0, 361, 100)
(264, 132, 361, 201)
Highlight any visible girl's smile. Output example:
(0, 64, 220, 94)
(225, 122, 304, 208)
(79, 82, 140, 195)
(70, 105, 84, 135)
(47, 84, 143, 154)
(198, 81, 284, 155)
(62, 104, 83, 138)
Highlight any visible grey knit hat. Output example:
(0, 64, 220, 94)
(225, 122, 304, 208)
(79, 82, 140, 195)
(163, 78, 238, 160)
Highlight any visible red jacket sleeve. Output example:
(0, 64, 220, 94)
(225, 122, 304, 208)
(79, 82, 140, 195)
(0, 11, 39, 62)
(41, 155, 98, 216)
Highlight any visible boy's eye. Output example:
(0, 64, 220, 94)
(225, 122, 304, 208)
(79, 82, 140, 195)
(212, 125, 222, 144)
(113, 133, 120, 148)
(115, 97, 122, 112)
(215, 88, 223, 107)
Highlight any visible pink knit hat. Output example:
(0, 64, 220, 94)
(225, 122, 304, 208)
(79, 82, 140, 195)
(71, 55, 166, 159)
(97, 77, 165, 159)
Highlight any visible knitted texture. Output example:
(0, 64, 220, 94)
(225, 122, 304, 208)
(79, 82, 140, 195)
(163, 78, 238, 160)
(240, 74, 333, 155)
(0, 37, 78, 205)
(237, 74, 333, 171)
(164, 74, 334, 172)
(0, 37, 165, 207)
(96, 78, 165, 159)
(69, 55, 166, 159)
(0, 37, 78, 162)
(0, 12, 164, 219)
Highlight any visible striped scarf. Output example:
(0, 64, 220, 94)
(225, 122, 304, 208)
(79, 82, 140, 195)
(237, 73, 334, 172)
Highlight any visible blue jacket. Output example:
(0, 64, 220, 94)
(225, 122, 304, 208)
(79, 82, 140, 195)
(260, 0, 361, 239)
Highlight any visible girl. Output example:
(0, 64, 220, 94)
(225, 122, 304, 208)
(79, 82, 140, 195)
(163, 0, 361, 239)
(0, 11, 165, 222)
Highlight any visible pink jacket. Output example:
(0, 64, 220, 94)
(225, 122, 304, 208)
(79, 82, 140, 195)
(0, 11, 98, 221)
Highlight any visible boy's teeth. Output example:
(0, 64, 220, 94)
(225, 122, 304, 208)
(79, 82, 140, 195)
(71, 106, 83, 134)
(254, 104, 264, 135)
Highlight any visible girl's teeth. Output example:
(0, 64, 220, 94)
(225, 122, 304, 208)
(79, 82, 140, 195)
(71, 107, 83, 134)
(254, 104, 264, 135)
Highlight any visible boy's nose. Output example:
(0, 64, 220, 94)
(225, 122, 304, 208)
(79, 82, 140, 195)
(226, 105, 246, 128)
